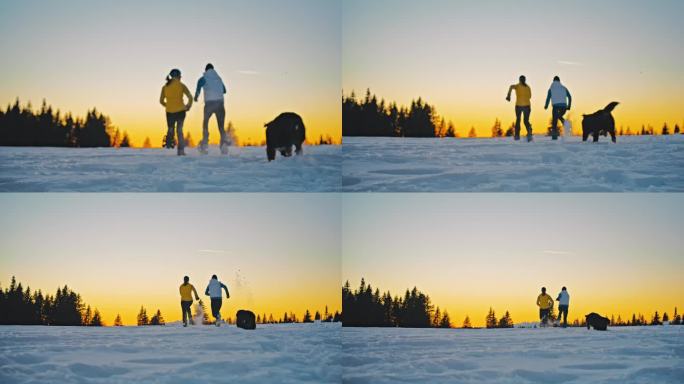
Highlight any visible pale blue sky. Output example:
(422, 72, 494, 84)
(0, 193, 341, 323)
(343, 194, 683, 324)
(0, 0, 341, 145)
(343, 0, 683, 135)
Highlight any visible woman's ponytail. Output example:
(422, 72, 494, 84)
(165, 74, 172, 86)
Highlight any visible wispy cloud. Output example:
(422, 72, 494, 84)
(237, 69, 260, 75)
(197, 249, 229, 254)
(557, 60, 584, 66)
(542, 250, 574, 255)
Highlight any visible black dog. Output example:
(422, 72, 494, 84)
(582, 102, 619, 143)
(265, 112, 306, 161)
(585, 312, 609, 331)
(236, 310, 256, 330)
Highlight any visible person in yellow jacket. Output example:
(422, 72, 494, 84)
(536, 286, 554, 326)
(160, 68, 193, 155)
(506, 75, 533, 142)
(179, 275, 200, 327)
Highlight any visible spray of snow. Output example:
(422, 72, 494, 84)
(233, 269, 254, 306)
(193, 301, 206, 325)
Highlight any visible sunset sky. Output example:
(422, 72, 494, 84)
(343, 194, 683, 327)
(0, 194, 341, 325)
(343, 0, 683, 136)
(0, 0, 341, 146)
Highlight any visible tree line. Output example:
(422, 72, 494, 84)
(343, 90, 683, 138)
(0, 276, 104, 326)
(343, 90, 453, 138)
(342, 278, 451, 328)
(0, 99, 119, 147)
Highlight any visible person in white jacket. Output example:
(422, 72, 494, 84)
(556, 286, 570, 327)
(195, 63, 229, 155)
(544, 76, 572, 140)
(205, 274, 230, 326)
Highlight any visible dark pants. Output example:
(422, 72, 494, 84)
(551, 105, 567, 139)
(166, 111, 186, 150)
(515, 106, 532, 139)
(180, 300, 192, 325)
(201, 101, 226, 147)
(539, 308, 550, 322)
(210, 297, 222, 320)
(558, 304, 569, 326)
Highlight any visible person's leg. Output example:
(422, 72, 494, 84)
(176, 112, 186, 155)
(563, 305, 569, 326)
(514, 107, 522, 140)
(216, 102, 226, 144)
(166, 113, 175, 148)
(210, 298, 221, 320)
(181, 301, 190, 325)
(551, 107, 560, 139)
(523, 106, 532, 138)
(201, 104, 211, 151)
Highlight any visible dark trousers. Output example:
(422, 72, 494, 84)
(180, 300, 192, 324)
(558, 305, 569, 325)
(166, 111, 186, 149)
(539, 308, 550, 322)
(551, 105, 567, 138)
(201, 101, 226, 147)
(210, 297, 222, 320)
(515, 106, 532, 139)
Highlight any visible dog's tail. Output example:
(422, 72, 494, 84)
(603, 101, 619, 113)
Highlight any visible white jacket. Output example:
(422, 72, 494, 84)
(557, 290, 570, 306)
(548, 81, 569, 106)
(206, 278, 225, 298)
(200, 69, 226, 102)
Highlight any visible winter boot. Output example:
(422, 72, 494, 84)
(220, 140, 229, 155)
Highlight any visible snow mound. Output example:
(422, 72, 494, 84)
(342, 135, 684, 192)
(341, 326, 684, 383)
(0, 145, 341, 192)
(0, 323, 341, 383)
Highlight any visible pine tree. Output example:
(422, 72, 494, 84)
(674, 124, 680, 134)
(651, 311, 661, 325)
(143, 137, 152, 148)
(119, 131, 131, 147)
(114, 314, 123, 326)
(491, 118, 503, 137)
(661, 123, 670, 135)
(468, 127, 477, 138)
(486, 308, 497, 328)
(462, 315, 472, 328)
(83, 305, 92, 326)
(432, 307, 441, 328)
(439, 310, 451, 328)
(137, 306, 149, 326)
(498, 311, 513, 328)
(303, 309, 313, 323)
(662, 312, 669, 323)
(90, 309, 103, 326)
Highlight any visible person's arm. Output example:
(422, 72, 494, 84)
(506, 85, 514, 101)
(192, 286, 200, 300)
(183, 85, 193, 110)
(159, 88, 166, 107)
(536, 295, 540, 306)
(544, 89, 551, 109)
(194, 77, 205, 102)
(566, 89, 572, 110)
(223, 83, 227, 94)
(221, 283, 230, 299)
(205, 285, 210, 296)
(556, 293, 561, 301)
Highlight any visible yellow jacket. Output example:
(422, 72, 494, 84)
(160, 79, 193, 113)
(537, 293, 554, 309)
(179, 283, 198, 301)
(511, 83, 531, 106)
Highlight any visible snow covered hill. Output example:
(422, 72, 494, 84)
(341, 326, 684, 383)
(0, 145, 341, 192)
(342, 135, 684, 192)
(0, 323, 341, 384)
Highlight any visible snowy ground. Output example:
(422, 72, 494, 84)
(0, 145, 341, 192)
(341, 326, 684, 384)
(0, 323, 340, 384)
(342, 135, 684, 192)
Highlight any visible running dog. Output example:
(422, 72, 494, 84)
(265, 112, 306, 161)
(582, 102, 619, 143)
(585, 312, 609, 331)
